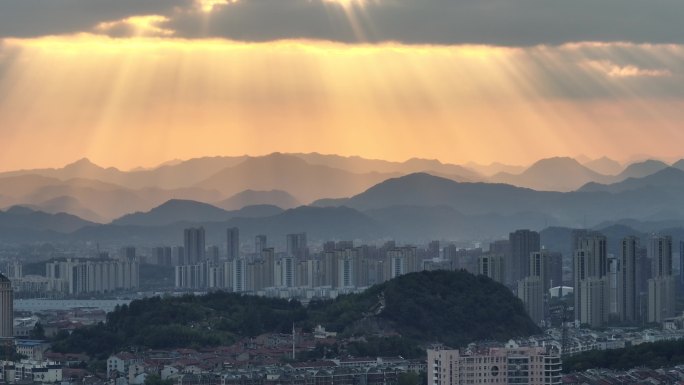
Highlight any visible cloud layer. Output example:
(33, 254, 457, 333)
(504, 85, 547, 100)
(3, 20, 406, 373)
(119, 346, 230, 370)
(1, 0, 683, 46)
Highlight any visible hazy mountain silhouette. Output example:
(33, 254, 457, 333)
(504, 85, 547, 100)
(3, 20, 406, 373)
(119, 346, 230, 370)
(215, 189, 300, 210)
(0, 206, 95, 233)
(22, 196, 105, 223)
(672, 159, 684, 171)
(614, 159, 669, 181)
(328, 173, 556, 214)
(583, 157, 623, 176)
(2, 155, 682, 235)
(579, 167, 684, 194)
(317, 172, 684, 227)
(196, 153, 399, 203)
(489, 157, 610, 191)
(0, 157, 248, 190)
(464, 162, 526, 177)
(364, 205, 557, 241)
(72, 205, 383, 245)
(293, 153, 482, 181)
(111, 200, 283, 227)
(0, 174, 226, 221)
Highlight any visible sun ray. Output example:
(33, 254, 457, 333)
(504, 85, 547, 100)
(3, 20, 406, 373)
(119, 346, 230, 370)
(196, 0, 237, 13)
(1, 35, 684, 170)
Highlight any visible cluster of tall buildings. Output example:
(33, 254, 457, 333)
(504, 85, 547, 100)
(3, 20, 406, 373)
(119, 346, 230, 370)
(495, 229, 678, 328)
(571, 233, 676, 327)
(45, 257, 140, 295)
(168, 224, 678, 328)
(174, 227, 427, 292)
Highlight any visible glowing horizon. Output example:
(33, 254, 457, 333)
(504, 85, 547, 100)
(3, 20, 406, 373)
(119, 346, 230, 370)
(1, 32, 683, 172)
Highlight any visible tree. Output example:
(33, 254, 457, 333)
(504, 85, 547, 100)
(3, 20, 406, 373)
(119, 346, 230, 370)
(30, 322, 46, 340)
(144, 374, 174, 385)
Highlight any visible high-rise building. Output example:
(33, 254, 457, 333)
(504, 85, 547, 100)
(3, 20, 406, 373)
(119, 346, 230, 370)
(232, 258, 247, 293)
(226, 227, 239, 260)
(261, 248, 275, 288)
(184, 227, 206, 265)
(286, 233, 308, 259)
(338, 254, 355, 288)
(277, 256, 295, 288)
(648, 235, 675, 323)
(385, 247, 418, 280)
(0, 274, 13, 337)
(207, 245, 220, 265)
(122, 246, 136, 260)
(617, 236, 639, 323)
(573, 233, 608, 327)
(579, 277, 608, 328)
(680, 240, 684, 285)
(428, 240, 440, 259)
(255, 235, 267, 254)
(3, 261, 22, 280)
(154, 247, 173, 266)
(519, 250, 557, 325)
(427, 346, 561, 385)
(45, 258, 139, 294)
(518, 276, 544, 325)
(478, 254, 505, 284)
(509, 230, 540, 284)
(529, 251, 550, 291)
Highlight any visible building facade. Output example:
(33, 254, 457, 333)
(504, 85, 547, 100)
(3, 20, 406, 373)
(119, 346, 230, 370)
(0, 274, 13, 338)
(648, 235, 675, 323)
(427, 345, 561, 385)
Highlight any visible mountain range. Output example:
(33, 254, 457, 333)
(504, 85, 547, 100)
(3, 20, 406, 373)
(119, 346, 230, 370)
(3, 153, 684, 246)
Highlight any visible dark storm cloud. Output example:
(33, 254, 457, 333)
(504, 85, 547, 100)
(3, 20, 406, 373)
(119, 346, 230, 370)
(0, 0, 188, 38)
(1, 0, 683, 46)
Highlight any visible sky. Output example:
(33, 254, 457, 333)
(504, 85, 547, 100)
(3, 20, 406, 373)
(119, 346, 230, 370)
(1, 0, 684, 171)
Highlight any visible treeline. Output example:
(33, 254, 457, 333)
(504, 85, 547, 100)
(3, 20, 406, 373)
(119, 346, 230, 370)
(52, 293, 307, 359)
(52, 270, 539, 360)
(563, 339, 684, 372)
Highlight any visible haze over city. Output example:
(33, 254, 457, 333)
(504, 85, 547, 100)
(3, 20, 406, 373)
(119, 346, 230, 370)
(2, 1, 684, 385)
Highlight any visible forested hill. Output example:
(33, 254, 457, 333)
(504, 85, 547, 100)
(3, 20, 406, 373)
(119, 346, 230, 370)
(308, 269, 539, 347)
(52, 270, 539, 359)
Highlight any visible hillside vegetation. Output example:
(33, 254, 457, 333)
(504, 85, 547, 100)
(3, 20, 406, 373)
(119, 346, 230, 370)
(563, 340, 684, 373)
(52, 270, 538, 359)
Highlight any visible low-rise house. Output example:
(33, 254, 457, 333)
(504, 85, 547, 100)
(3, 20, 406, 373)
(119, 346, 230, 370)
(107, 353, 141, 378)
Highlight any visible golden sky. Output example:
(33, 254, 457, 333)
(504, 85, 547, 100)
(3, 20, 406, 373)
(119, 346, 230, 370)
(1, 0, 683, 171)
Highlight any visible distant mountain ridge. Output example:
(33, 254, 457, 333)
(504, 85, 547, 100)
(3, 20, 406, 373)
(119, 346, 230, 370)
(582, 157, 623, 175)
(215, 190, 300, 210)
(195, 153, 401, 203)
(489, 157, 610, 191)
(111, 200, 283, 227)
(579, 167, 684, 194)
(0, 205, 95, 233)
(4, 166, 684, 245)
(1, 154, 684, 242)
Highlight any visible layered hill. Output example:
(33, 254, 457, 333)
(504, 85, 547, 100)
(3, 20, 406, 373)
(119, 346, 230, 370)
(490, 157, 610, 191)
(111, 200, 283, 227)
(215, 189, 301, 210)
(1, 155, 679, 223)
(615, 159, 669, 181)
(52, 270, 539, 359)
(0, 206, 95, 233)
(195, 153, 399, 203)
(579, 167, 684, 194)
(582, 157, 623, 175)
